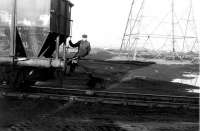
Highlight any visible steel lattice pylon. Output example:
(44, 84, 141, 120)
(120, 0, 146, 60)
(120, 0, 199, 60)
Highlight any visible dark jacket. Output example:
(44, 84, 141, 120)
(69, 40, 91, 57)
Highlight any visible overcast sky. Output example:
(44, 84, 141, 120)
(70, 0, 200, 50)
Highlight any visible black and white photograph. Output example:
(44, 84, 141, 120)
(0, 0, 199, 130)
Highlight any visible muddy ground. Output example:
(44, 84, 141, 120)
(0, 50, 199, 131)
(0, 98, 198, 131)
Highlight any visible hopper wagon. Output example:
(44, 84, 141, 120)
(0, 0, 73, 88)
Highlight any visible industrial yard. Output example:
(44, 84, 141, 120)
(0, 0, 199, 130)
(0, 99, 198, 131)
(0, 49, 199, 131)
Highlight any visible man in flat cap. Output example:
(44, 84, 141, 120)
(68, 34, 91, 73)
(69, 34, 91, 58)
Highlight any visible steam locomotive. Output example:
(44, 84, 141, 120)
(0, 0, 73, 88)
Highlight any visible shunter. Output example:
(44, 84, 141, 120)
(68, 34, 91, 73)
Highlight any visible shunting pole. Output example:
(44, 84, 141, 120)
(11, 0, 17, 60)
(171, 0, 175, 52)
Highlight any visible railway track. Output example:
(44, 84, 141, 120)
(0, 85, 199, 109)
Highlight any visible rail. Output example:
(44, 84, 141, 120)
(0, 85, 198, 109)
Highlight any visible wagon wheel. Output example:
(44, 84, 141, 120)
(6, 68, 36, 90)
(87, 74, 106, 89)
(54, 68, 64, 87)
(5, 69, 22, 89)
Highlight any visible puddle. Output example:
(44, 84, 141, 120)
(187, 89, 200, 93)
(172, 74, 200, 93)
(172, 74, 199, 86)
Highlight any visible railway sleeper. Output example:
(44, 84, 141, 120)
(0, 91, 198, 110)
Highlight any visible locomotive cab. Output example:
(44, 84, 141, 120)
(0, 0, 73, 88)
